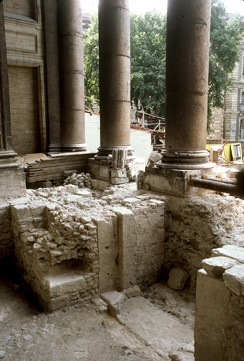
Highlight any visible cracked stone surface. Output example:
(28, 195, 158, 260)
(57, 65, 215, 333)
(0, 263, 194, 361)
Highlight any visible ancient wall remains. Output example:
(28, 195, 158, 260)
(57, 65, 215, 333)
(7, 183, 165, 311)
(164, 194, 244, 292)
(195, 245, 244, 361)
(0, 201, 13, 259)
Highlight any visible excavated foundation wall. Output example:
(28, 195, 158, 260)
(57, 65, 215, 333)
(195, 245, 244, 361)
(164, 194, 244, 291)
(7, 184, 165, 311)
(0, 200, 13, 259)
(1, 182, 244, 311)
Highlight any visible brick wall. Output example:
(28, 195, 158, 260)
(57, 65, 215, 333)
(8, 66, 40, 155)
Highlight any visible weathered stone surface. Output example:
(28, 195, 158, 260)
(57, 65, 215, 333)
(101, 290, 125, 316)
(164, 194, 244, 292)
(124, 285, 141, 298)
(7, 182, 166, 311)
(167, 267, 188, 291)
(212, 245, 244, 264)
(223, 265, 244, 296)
(111, 177, 129, 185)
(201, 256, 239, 278)
(111, 168, 127, 178)
(195, 269, 231, 361)
(92, 297, 108, 313)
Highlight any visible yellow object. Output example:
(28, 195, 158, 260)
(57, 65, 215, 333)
(206, 143, 243, 162)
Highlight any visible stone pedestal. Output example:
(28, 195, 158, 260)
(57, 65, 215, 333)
(58, 0, 87, 152)
(0, 152, 26, 198)
(138, 166, 226, 198)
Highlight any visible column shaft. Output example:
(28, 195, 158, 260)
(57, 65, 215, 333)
(161, 0, 211, 168)
(58, 0, 86, 151)
(0, 1, 13, 152)
(43, 0, 61, 153)
(98, 0, 131, 156)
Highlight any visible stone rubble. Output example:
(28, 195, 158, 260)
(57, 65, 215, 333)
(6, 182, 165, 311)
(63, 172, 92, 189)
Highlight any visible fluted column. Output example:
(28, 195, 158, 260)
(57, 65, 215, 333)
(159, 0, 212, 169)
(58, 0, 87, 152)
(97, 0, 132, 157)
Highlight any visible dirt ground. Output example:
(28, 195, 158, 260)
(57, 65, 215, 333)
(0, 258, 195, 361)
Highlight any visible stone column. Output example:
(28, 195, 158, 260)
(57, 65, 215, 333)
(0, 0, 12, 153)
(58, 0, 87, 152)
(0, 1, 25, 197)
(159, 0, 211, 169)
(97, 0, 132, 157)
(43, 0, 61, 153)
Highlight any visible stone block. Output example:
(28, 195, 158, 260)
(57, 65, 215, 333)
(223, 265, 244, 296)
(195, 269, 231, 361)
(10, 204, 31, 219)
(48, 295, 69, 312)
(88, 161, 111, 181)
(101, 290, 125, 316)
(90, 179, 109, 191)
(212, 245, 244, 264)
(92, 297, 108, 313)
(201, 256, 239, 278)
(124, 285, 141, 298)
(111, 168, 127, 178)
(45, 274, 87, 298)
(167, 267, 188, 291)
(111, 177, 129, 185)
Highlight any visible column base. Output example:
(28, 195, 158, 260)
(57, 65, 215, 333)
(48, 144, 61, 153)
(0, 151, 26, 198)
(88, 154, 145, 186)
(61, 143, 87, 152)
(95, 145, 134, 159)
(137, 165, 226, 198)
(158, 150, 212, 170)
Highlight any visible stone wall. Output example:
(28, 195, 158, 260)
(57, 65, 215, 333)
(4, 0, 47, 155)
(164, 194, 244, 292)
(8, 183, 165, 311)
(8, 66, 40, 155)
(207, 107, 224, 142)
(0, 200, 13, 259)
(195, 245, 244, 361)
(3, 0, 35, 19)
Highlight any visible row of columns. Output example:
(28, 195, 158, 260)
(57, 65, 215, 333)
(55, 0, 211, 168)
(43, 0, 131, 155)
(3, 0, 212, 169)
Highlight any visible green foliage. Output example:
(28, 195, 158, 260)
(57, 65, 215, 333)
(83, 14, 99, 110)
(130, 12, 167, 116)
(208, 0, 243, 120)
(83, 2, 243, 119)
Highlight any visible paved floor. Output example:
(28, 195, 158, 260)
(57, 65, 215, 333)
(0, 260, 194, 361)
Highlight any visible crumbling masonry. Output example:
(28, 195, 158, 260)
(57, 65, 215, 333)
(0, 0, 244, 360)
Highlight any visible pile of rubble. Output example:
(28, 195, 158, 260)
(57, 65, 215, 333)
(63, 172, 92, 189)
